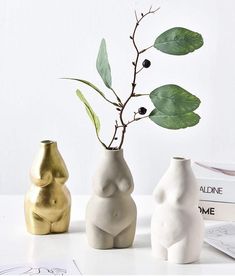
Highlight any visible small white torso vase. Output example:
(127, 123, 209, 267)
(151, 157, 204, 263)
(86, 149, 137, 249)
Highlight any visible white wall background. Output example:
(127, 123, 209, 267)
(0, 0, 234, 194)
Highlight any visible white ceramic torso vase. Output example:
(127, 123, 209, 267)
(151, 157, 204, 263)
(86, 149, 137, 249)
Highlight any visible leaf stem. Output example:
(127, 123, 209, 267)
(96, 132, 108, 149)
(61, 77, 119, 107)
(140, 44, 154, 53)
(110, 87, 123, 106)
(134, 93, 150, 97)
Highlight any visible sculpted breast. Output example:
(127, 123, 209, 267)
(93, 162, 134, 198)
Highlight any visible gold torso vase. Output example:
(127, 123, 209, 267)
(25, 140, 71, 235)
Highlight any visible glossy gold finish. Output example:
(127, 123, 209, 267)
(25, 140, 71, 235)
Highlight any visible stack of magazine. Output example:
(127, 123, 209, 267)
(194, 162, 235, 221)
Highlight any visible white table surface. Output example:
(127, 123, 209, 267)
(0, 195, 235, 275)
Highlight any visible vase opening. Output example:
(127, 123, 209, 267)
(105, 148, 123, 152)
(171, 157, 191, 165)
(173, 157, 186, 160)
(41, 140, 55, 145)
(103, 148, 124, 159)
(104, 148, 123, 154)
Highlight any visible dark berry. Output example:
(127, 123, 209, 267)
(142, 59, 151, 68)
(138, 107, 147, 115)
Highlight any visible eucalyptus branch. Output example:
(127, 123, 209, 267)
(67, 5, 203, 149)
(117, 7, 160, 149)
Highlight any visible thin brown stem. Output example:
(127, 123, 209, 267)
(108, 120, 119, 148)
(135, 10, 138, 21)
(126, 114, 149, 126)
(140, 44, 154, 53)
(136, 66, 144, 74)
(117, 7, 160, 149)
(126, 112, 137, 125)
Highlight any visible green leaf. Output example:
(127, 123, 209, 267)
(62, 78, 105, 98)
(76, 89, 100, 134)
(96, 39, 112, 88)
(154, 27, 203, 55)
(150, 84, 200, 115)
(149, 109, 200, 129)
(61, 77, 119, 107)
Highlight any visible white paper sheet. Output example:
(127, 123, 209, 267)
(205, 223, 235, 259)
(0, 260, 81, 275)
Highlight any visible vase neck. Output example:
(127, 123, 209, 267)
(102, 149, 124, 160)
(169, 157, 191, 169)
(40, 140, 57, 151)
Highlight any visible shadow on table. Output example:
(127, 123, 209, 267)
(134, 233, 151, 249)
(69, 220, 86, 233)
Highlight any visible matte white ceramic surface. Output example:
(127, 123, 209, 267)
(86, 149, 137, 249)
(151, 157, 204, 263)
